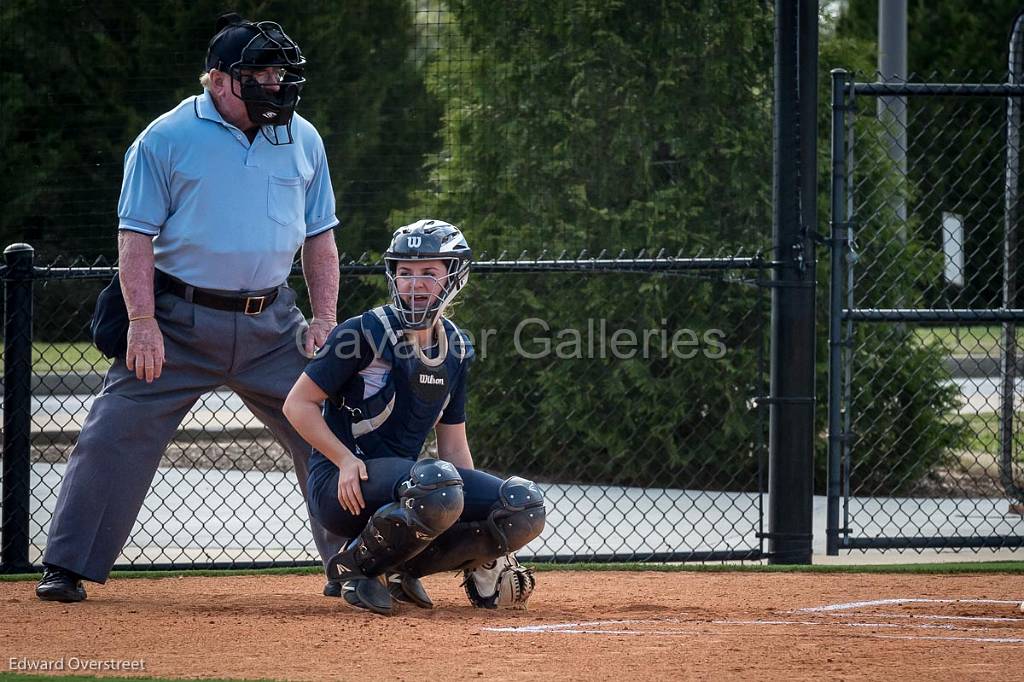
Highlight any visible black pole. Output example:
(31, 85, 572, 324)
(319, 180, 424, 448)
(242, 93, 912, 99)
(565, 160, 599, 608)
(1000, 9, 1024, 502)
(827, 70, 850, 556)
(767, 0, 817, 565)
(2, 243, 35, 573)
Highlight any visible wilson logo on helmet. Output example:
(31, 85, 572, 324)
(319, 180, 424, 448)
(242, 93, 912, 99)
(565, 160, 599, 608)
(407, 236, 422, 248)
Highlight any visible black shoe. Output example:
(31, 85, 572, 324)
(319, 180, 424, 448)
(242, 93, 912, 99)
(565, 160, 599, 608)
(387, 572, 433, 609)
(36, 565, 86, 603)
(340, 576, 393, 616)
(323, 579, 342, 598)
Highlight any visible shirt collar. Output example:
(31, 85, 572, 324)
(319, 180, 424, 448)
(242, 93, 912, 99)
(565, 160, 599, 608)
(196, 90, 229, 125)
(196, 90, 257, 149)
(196, 89, 257, 137)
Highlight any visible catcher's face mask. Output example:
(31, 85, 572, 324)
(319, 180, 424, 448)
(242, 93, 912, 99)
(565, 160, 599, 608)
(388, 259, 458, 330)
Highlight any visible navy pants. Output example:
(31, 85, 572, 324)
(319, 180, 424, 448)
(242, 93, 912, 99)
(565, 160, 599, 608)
(308, 456, 503, 539)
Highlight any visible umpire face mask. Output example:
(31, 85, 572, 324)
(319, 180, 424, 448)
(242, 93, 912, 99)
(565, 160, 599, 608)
(208, 19, 307, 145)
(234, 66, 305, 144)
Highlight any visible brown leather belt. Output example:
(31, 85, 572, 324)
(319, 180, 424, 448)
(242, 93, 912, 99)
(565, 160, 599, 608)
(159, 274, 280, 315)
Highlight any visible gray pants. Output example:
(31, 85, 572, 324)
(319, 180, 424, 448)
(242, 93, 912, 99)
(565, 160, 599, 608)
(43, 287, 344, 583)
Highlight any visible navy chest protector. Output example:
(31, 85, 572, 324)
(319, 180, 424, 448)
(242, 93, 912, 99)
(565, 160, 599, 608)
(331, 306, 469, 442)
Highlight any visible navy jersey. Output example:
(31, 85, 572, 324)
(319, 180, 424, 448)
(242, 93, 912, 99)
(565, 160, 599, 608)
(304, 305, 474, 471)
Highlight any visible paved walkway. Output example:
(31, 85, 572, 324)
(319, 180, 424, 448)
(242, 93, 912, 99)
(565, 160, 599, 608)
(29, 376, 1020, 441)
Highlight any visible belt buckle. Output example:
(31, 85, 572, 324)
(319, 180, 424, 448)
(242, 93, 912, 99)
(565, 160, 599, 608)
(244, 295, 267, 315)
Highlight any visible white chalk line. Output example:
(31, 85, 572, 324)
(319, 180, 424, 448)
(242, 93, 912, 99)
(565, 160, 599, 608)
(713, 619, 1003, 634)
(483, 618, 1024, 644)
(824, 612, 1024, 624)
(486, 628, 694, 636)
(481, 614, 1024, 643)
(798, 598, 1022, 613)
(482, 597, 1024, 644)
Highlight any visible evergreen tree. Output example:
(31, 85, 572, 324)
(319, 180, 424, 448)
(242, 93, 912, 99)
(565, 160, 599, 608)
(399, 0, 775, 489)
(0, 1, 441, 259)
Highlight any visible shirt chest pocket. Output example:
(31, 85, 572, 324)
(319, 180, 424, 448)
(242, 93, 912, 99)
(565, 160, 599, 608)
(268, 175, 304, 226)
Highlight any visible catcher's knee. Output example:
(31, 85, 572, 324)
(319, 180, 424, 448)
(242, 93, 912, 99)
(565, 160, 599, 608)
(398, 458, 466, 535)
(331, 459, 464, 578)
(487, 476, 546, 554)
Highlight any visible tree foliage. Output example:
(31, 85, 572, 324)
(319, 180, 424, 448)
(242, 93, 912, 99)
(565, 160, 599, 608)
(837, 0, 1022, 74)
(0, 0, 441, 259)
(396, 0, 775, 490)
(397, 0, 774, 255)
(402, 1, 970, 493)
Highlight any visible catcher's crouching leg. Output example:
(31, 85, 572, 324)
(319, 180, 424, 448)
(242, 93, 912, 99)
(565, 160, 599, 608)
(326, 458, 464, 615)
(400, 476, 546, 609)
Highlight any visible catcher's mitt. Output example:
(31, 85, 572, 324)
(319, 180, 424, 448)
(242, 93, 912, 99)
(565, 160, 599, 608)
(463, 554, 535, 609)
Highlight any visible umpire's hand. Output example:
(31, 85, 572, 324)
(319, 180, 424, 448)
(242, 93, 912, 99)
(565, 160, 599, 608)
(304, 316, 336, 357)
(126, 318, 165, 383)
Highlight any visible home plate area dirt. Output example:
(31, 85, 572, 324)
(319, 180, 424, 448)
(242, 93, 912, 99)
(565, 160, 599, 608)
(3, 571, 1022, 680)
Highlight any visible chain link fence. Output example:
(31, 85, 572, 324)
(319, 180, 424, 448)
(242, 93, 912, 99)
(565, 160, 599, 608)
(2, 253, 769, 569)
(827, 70, 1024, 553)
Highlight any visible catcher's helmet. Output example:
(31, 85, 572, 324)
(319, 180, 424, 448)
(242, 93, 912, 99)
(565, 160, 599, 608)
(205, 12, 306, 145)
(384, 219, 472, 330)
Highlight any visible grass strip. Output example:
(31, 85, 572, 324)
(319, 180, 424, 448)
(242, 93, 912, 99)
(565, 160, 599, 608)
(528, 560, 1024, 574)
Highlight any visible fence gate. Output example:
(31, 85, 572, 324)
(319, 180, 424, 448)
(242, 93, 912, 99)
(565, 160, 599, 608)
(826, 68, 1024, 553)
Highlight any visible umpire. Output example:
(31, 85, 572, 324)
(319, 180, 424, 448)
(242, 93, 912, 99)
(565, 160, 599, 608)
(36, 13, 345, 602)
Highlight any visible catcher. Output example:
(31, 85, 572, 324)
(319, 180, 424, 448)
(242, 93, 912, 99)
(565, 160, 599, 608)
(284, 219, 546, 615)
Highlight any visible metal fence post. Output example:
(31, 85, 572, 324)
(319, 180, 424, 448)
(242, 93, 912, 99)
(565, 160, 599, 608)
(1000, 8, 1024, 502)
(767, 0, 817, 565)
(827, 70, 850, 556)
(2, 243, 35, 573)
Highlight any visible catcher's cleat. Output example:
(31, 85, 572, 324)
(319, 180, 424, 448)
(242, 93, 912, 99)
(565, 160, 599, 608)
(463, 555, 535, 609)
(463, 560, 500, 609)
(341, 576, 394, 616)
(387, 572, 433, 609)
(327, 545, 394, 615)
(36, 565, 87, 603)
(323, 579, 342, 598)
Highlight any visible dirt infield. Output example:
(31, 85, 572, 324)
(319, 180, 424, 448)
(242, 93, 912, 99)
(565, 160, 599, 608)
(3, 570, 1023, 681)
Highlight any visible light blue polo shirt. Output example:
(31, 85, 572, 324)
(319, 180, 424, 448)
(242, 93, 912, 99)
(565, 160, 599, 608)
(117, 90, 339, 290)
